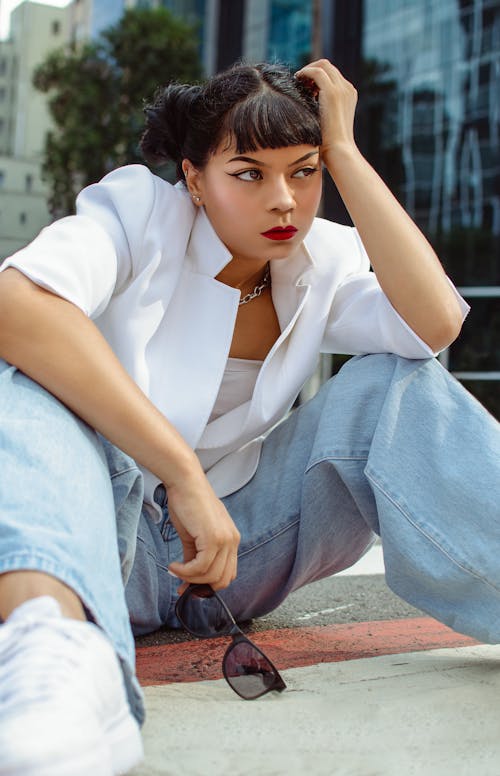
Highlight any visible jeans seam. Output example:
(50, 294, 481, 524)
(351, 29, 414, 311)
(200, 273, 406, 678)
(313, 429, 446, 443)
(366, 470, 500, 595)
(237, 517, 300, 559)
(160, 514, 171, 539)
(305, 454, 368, 474)
(109, 466, 139, 481)
(135, 535, 170, 573)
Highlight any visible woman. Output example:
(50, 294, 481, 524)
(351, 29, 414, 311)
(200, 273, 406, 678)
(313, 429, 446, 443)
(0, 60, 498, 775)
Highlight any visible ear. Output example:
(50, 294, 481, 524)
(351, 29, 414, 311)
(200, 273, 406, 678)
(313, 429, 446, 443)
(182, 159, 203, 205)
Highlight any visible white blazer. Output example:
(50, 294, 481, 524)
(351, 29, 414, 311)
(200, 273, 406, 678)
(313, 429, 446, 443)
(2, 165, 468, 513)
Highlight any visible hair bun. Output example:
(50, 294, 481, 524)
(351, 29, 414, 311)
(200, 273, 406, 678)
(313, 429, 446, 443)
(141, 83, 201, 166)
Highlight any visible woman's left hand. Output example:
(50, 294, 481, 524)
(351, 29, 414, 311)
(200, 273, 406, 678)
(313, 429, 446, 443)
(295, 59, 358, 165)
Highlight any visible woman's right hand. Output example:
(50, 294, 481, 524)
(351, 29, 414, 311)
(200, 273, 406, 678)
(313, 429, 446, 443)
(166, 469, 240, 593)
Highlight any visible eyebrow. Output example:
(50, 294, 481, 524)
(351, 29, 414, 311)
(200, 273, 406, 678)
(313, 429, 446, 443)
(227, 150, 319, 167)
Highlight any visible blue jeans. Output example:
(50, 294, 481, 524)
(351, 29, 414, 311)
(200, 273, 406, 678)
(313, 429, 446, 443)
(1, 355, 499, 724)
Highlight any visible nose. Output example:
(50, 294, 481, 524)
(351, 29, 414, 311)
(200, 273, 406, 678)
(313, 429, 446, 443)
(267, 176, 296, 213)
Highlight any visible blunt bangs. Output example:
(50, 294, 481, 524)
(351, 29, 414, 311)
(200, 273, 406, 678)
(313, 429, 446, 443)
(220, 88, 321, 154)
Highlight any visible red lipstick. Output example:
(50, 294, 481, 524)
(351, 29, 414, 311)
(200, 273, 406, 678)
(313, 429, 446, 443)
(261, 226, 298, 241)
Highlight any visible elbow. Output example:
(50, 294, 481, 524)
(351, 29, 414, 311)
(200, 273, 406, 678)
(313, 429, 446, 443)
(425, 302, 464, 353)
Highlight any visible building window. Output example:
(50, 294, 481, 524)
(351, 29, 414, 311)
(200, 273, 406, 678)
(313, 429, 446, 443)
(19, 212, 27, 225)
(0, 171, 5, 188)
(358, 0, 500, 419)
(0, 88, 6, 103)
(25, 174, 33, 192)
(0, 59, 6, 76)
(52, 20, 61, 35)
(268, 0, 312, 69)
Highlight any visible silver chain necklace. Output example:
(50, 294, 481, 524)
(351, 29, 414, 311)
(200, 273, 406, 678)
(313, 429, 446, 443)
(239, 264, 271, 306)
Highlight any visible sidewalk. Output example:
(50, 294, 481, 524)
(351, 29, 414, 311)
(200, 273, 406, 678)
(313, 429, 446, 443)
(132, 547, 500, 776)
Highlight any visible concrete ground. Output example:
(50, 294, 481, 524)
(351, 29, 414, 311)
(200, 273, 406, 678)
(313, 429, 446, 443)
(131, 545, 500, 776)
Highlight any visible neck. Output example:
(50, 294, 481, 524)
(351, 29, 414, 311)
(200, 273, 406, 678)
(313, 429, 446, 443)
(216, 260, 269, 291)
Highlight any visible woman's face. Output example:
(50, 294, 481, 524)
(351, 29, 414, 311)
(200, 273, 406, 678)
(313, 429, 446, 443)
(183, 140, 323, 267)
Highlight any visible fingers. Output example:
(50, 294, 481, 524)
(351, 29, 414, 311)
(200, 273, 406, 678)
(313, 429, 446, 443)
(295, 59, 358, 157)
(296, 58, 344, 79)
(169, 542, 238, 592)
(169, 552, 237, 592)
(169, 530, 239, 583)
(296, 59, 357, 97)
(167, 506, 240, 591)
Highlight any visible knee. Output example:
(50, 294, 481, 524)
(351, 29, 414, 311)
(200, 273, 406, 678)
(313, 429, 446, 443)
(339, 352, 406, 382)
(331, 353, 436, 404)
(314, 354, 436, 450)
(319, 353, 400, 419)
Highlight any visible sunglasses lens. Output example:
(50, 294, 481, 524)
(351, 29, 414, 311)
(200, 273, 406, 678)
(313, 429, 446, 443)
(177, 587, 232, 638)
(224, 640, 282, 699)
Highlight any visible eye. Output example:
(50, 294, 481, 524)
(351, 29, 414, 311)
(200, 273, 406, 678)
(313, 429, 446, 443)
(230, 169, 263, 181)
(292, 166, 320, 179)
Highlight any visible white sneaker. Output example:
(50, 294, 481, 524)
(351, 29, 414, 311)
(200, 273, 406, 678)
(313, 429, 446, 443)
(0, 596, 144, 776)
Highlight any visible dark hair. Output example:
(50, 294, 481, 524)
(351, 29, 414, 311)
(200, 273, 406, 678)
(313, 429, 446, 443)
(140, 62, 321, 181)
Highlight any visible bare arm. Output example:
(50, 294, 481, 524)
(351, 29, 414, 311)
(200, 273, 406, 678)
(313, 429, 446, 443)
(0, 268, 239, 591)
(296, 60, 464, 353)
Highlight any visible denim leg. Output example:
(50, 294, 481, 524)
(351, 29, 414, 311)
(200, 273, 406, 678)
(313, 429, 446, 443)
(155, 355, 500, 645)
(0, 360, 145, 724)
(360, 355, 500, 643)
(287, 353, 499, 643)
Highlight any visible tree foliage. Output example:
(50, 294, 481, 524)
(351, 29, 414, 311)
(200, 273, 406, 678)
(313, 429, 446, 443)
(34, 7, 202, 216)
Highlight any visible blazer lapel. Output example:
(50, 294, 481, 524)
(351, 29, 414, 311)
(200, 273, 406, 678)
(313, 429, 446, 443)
(148, 207, 238, 448)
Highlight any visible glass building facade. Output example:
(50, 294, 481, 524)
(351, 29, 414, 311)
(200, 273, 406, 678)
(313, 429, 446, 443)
(85, 0, 207, 58)
(266, 0, 312, 67)
(360, 0, 500, 417)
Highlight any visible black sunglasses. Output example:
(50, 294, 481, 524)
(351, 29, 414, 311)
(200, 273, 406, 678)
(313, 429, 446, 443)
(175, 583, 287, 700)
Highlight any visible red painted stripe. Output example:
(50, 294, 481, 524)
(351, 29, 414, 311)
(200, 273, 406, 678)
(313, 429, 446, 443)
(136, 617, 478, 687)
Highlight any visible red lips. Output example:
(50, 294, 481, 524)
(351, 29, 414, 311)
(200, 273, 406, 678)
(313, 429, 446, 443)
(261, 226, 298, 241)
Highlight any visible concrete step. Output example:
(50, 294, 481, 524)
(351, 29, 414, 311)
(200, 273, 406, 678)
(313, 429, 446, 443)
(133, 642, 500, 776)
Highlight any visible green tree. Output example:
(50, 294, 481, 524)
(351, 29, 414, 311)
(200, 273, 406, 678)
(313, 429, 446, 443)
(34, 7, 202, 217)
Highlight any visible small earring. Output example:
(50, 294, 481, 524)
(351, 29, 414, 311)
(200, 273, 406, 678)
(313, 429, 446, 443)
(192, 194, 201, 203)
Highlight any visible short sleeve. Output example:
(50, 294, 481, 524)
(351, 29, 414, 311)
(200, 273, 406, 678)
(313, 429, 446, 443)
(321, 229, 470, 358)
(0, 165, 157, 318)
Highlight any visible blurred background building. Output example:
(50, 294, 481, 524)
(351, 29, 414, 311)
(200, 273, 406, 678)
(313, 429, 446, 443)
(0, 1, 68, 257)
(0, 0, 498, 415)
(69, 0, 213, 67)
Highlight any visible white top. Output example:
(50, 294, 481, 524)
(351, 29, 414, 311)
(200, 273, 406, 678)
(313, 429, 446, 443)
(196, 357, 263, 473)
(207, 358, 263, 422)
